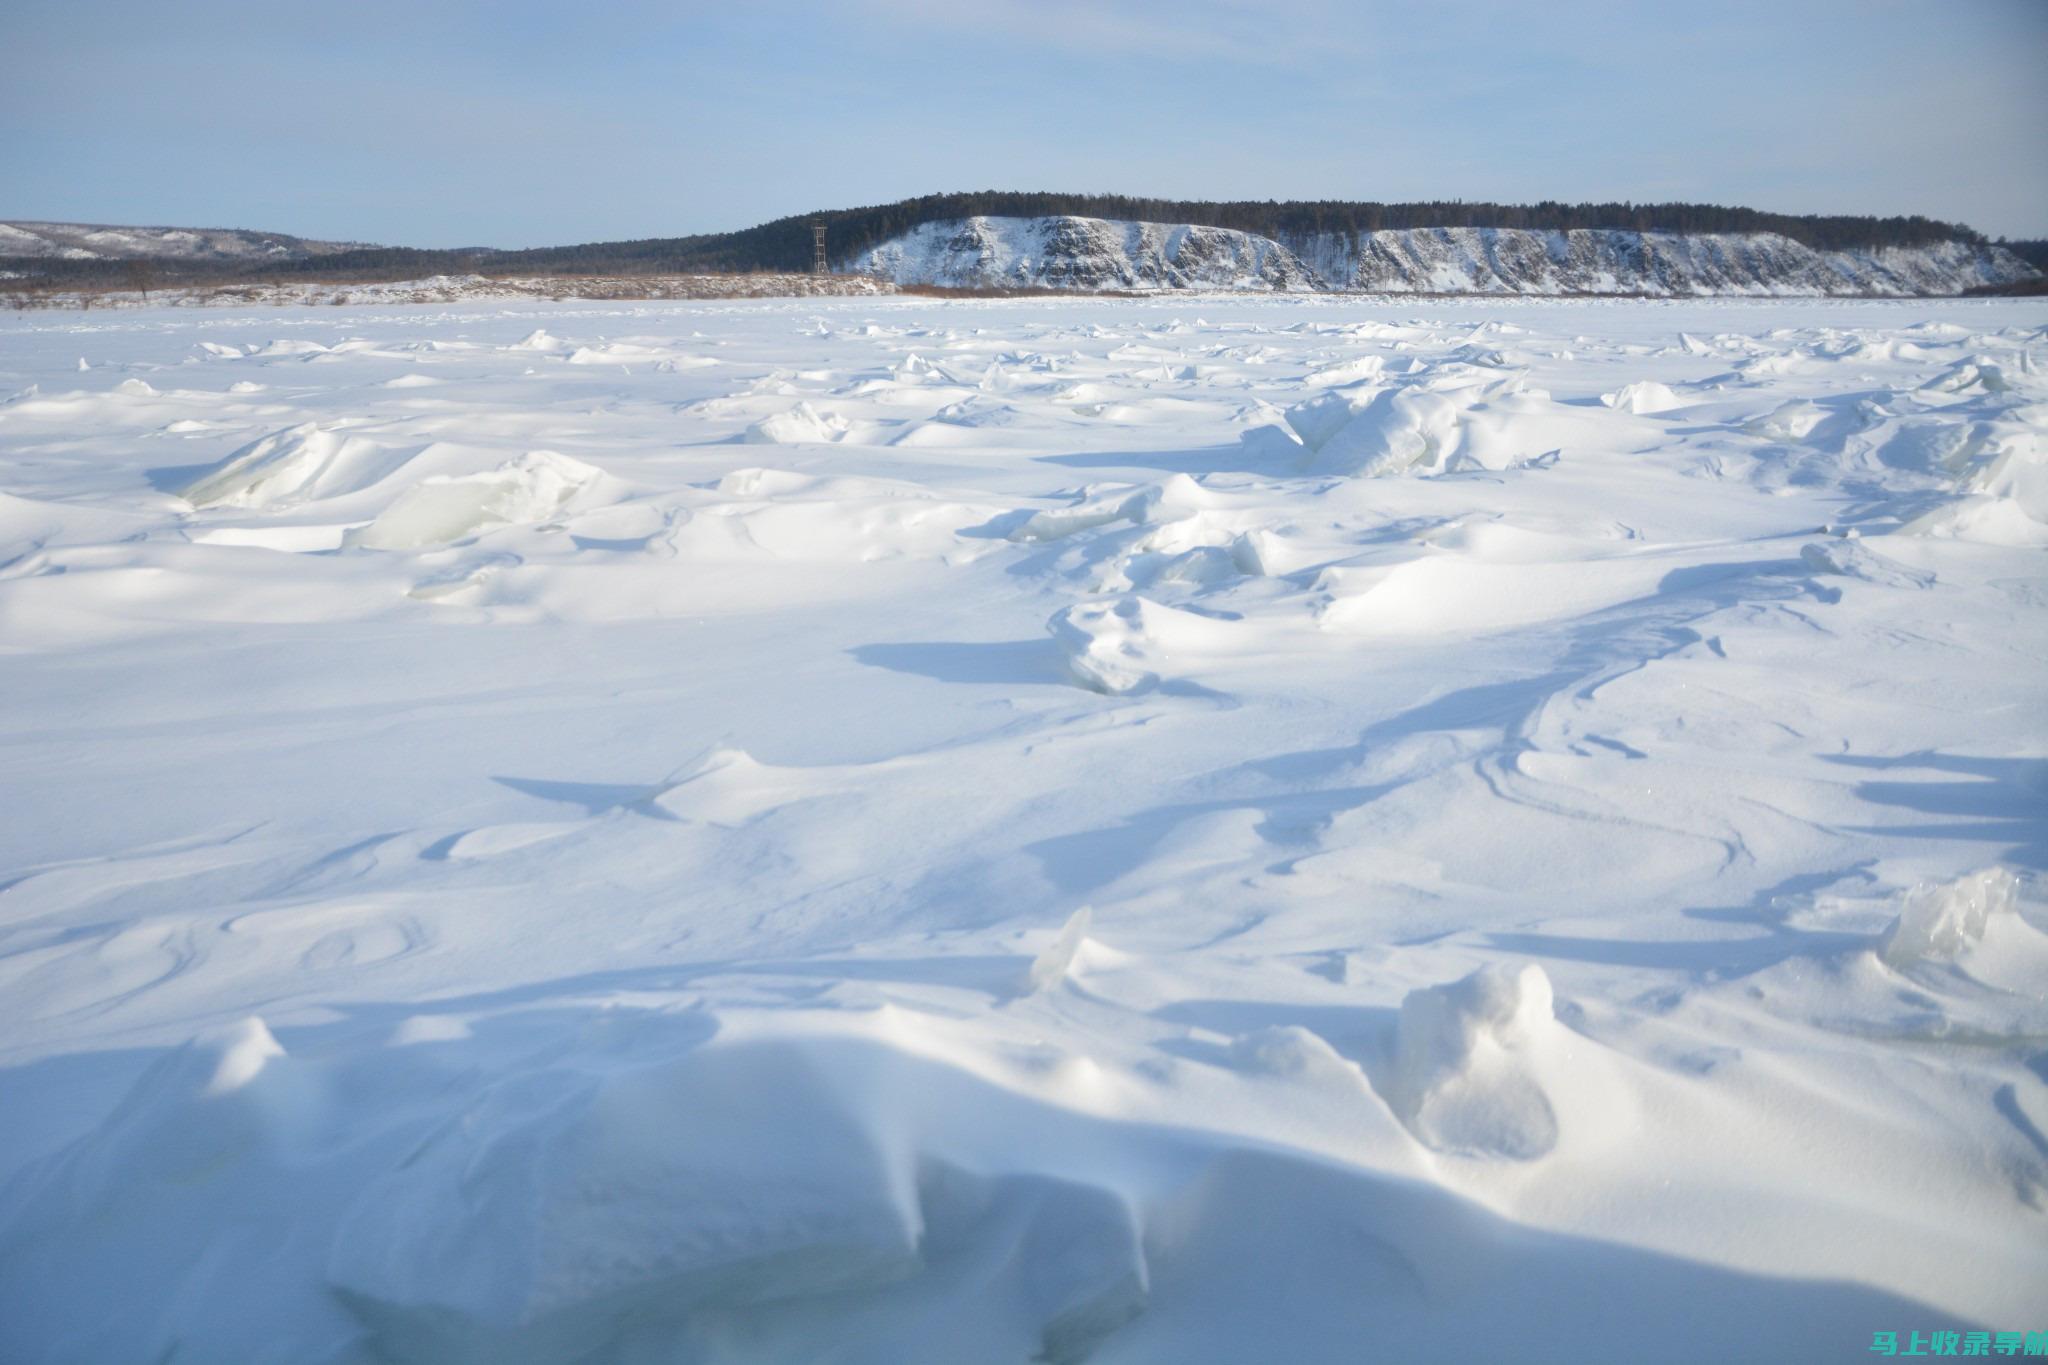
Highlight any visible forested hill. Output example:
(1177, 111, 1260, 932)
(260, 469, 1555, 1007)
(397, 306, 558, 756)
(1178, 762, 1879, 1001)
(4, 193, 2012, 289)
(461, 193, 1996, 277)
(602, 192, 1993, 275)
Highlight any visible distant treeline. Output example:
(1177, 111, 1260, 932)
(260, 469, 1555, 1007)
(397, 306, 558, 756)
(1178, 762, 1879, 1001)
(2, 192, 2030, 289)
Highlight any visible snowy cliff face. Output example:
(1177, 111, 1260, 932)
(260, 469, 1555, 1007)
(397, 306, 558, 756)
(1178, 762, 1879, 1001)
(1317, 227, 2036, 296)
(855, 217, 2037, 296)
(850, 216, 1319, 292)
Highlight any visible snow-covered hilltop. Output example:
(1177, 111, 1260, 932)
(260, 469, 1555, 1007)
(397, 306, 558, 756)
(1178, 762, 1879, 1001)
(853, 215, 2038, 296)
(0, 220, 371, 262)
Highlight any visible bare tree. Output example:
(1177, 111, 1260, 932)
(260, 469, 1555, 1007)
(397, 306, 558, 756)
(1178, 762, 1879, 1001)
(123, 259, 158, 304)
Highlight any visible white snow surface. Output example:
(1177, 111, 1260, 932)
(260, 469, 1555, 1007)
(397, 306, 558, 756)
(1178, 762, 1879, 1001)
(0, 293, 2044, 1364)
(853, 216, 2038, 296)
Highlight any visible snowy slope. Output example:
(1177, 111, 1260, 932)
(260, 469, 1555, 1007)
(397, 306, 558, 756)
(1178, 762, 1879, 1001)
(1320, 226, 2036, 296)
(852, 215, 1319, 292)
(0, 220, 372, 261)
(0, 294, 2044, 1364)
(855, 216, 2037, 296)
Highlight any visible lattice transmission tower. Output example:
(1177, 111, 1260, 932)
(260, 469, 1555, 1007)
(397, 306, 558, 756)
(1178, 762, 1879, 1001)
(812, 222, 828, 275)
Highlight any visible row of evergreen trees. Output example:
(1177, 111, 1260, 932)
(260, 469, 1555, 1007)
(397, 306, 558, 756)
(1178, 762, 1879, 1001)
(4, 192, 2031, 288)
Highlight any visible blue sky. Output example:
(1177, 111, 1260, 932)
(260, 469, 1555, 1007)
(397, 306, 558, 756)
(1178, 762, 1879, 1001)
(5, 0, 2044, 247)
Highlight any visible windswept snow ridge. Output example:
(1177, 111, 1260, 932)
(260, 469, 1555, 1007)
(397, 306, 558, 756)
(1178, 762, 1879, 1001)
(0, 293, 2043, 1364)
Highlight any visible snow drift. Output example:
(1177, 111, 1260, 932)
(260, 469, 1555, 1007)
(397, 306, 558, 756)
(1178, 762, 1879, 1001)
(182, 422, 411, 510)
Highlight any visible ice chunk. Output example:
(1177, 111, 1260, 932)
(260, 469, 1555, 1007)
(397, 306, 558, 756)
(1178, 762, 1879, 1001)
(1022, 906, 1092, 994)
(1919, 359, 2007, 395)
(1899, 426, 2048, 545)
(716, 466, 817, 498)
(743, 401, 848, 444)
(1243, 372, 1539, 477)
(1600, 380, 1683, 414)
(182, 422, 407, 510)
(1047, 594, 1234, 694)
(1303, 355, 1386, 387)
(1877, 867, 2019, 967)
(1315, 387, 1468, 476)
(1006, 477, 1208, 544)
(347, 451, 600, 550)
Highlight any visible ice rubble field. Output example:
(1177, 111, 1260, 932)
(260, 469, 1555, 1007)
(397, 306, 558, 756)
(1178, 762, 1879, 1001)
(1, 293, 2045, 1364)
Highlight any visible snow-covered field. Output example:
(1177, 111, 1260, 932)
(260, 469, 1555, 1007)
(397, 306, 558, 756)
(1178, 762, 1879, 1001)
(1, 294, 2044, 1363)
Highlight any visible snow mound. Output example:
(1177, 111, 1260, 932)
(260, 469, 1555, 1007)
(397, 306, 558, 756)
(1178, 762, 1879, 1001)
(1900, 424, 2048, 545)
(744, 401, 849, 445)
(1008, 475, 1212, 544)
(1314, 555, 1659, 636)
(0, 1017, 330, 1360)
(1600, 380, 1684, 414)
(1047, 595, 1236, 695)
(181, 422, 408, 510)
(1240, 370, 1553, 476)
(1798, 539, 1935, 589)
(0, 1012, 1171, 1365)
(1230, 1025, 1368, 1089)
(1742, 400, 1826, 442)
(1877, 867, 2020, 967)
(1390, 964, 1566, 1159)
(647, 747, 831, 826)
(330, 1040, 923, 1365)
(347, 451, 602, 550)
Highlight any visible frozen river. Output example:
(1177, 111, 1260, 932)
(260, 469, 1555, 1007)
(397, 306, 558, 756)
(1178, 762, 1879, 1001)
(1, 292, 2043, 1362)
